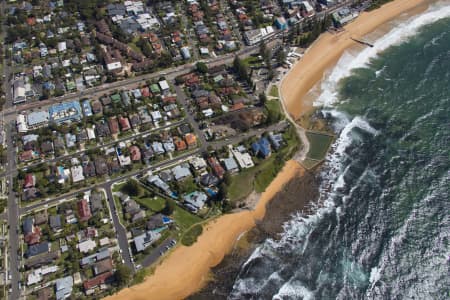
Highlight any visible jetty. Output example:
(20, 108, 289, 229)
(350, 37, 374, 47)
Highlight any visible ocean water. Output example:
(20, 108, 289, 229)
(229, 4, 450, 300)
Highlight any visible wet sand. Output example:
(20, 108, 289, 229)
(281, 0, 433, 119)
(105, 1, 434, 299)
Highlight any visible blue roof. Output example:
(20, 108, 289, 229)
(252, 137, 271, 158)
(27, 111, 49, 127)
(49, 101, 82, 123)
(81, 100, 93, 117)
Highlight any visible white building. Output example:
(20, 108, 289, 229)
(57, 41, 67, 52)
(106, 61, 122, 72)
(71, 165, 85, 183)
(231, 147, 254, 169)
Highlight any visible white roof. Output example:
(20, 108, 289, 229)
(77, 239, 97, 253)
(86, 127, 96, 140)
(151, 110, 162, 120)
(57, 41, 67, 52)
(107, 61, 122, 71)
(71, 165, 85, 183)
(158, 80, 169, 91)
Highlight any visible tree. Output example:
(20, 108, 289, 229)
(196, 61, 208, 74)
(233, 56, 250, 84)
(276, 50, 286, 65)
(121, 179, 143, 197)
(162, 200, 175, 215)
(115, 264, 132, 287)
(259, 42, 269, 61)
(259, 93, 267, 105)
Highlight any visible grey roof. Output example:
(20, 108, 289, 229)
(172, 165, 192, 181)
(223, 157, 238, 171)
(26, 242, 50, 258)
(134, 231, 161, 252)
(55, 276, 73, 300)
(183, 191, 208, 212)
(49, 215, 62, 229)
(80, 248, 110, 266)
(23, 217, 33, 235)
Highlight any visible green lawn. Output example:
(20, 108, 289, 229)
(269, 85, 279, 98)
(171, 201, 202, 231)
(305, 131, 334, 161)
(265, 100, 283, 124)
(135, 197, 165, 212)
(243, 55, 262, 67)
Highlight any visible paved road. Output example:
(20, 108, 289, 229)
(19, 149, 200, 215)
(104, 184, 134, 271)
(5, 124, 20, 300)
(174, 85, 208, 152)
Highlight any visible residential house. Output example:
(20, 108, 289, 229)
(184, 133, 197, 148)
(222, 157, 239, 173)
(200, 173, 219, 187)
(134, 231, 161, 252)
(49, 215, 62, 231)
(71, 165, 85, 183)
(55, 276, 73, 300)
(129, 145, 141, 161)
(93, 258, 113, 276)
(77, 239, 97, 253)
(90, 193, 103, 213)
(34, 210, 48, 226)
(83, 161, 97, 178)
(252, 137, 271, 158)
(172, 164, 192, 181)
(83, 271, 113, 291)
(77, 199, 92, 222)
(183, 191, 208, 213)
(24, 173, 36, 189)
(118, 116, 131, 131)
(25, 242, 50, 258)
(108, 117, 120, 135)
(208, 157, 225, 179)
(94, 158, 109, 176)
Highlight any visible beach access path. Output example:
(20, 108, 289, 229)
(104, 1, 434, 299)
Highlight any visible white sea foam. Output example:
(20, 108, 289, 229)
(315, 2, 450, 108)
(273, 280, 315, 300)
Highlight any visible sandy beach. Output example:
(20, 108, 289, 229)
(106, 161, 303, 300)
(105, 1, 433, 299)
(281, 0, 432, 119)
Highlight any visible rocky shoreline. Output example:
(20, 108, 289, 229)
(189, 166, 320, 299)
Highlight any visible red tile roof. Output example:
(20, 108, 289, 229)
(24, 174, 35, 189)
(129, 145, 141, 161)
(207, 157, 225, 179)
(77, 199, 92, 222)
(83, 271, 113, 290)
(118, 116, 131, 131)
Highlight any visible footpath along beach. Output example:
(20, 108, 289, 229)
(105, 1, 434, 299)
